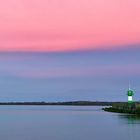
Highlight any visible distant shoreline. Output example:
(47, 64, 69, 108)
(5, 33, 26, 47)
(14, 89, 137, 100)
(0, 101, 125, 106)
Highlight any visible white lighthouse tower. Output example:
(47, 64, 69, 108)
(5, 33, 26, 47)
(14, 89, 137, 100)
(127, 83, 134, 103)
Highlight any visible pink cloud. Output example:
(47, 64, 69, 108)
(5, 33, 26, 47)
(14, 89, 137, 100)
(0, 0, 140, 51)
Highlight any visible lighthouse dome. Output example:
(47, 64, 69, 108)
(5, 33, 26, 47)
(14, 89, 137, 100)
(127, 89, 134, 96)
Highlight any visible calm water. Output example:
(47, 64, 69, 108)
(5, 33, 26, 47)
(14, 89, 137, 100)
(0, 106, 139, 140)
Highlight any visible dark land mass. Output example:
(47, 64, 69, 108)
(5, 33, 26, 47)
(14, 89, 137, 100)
(0, 101, 124, 106)
(103, 102, 140, 115)
(1, 101, 140, 115)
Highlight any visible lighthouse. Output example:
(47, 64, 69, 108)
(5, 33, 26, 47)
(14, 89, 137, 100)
(127, 85, 134, 103)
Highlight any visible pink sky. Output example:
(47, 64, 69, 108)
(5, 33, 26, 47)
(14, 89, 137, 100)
(0, 0, 140, 52)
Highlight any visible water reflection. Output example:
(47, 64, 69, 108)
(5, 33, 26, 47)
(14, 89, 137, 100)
(118, 114, 140, 124)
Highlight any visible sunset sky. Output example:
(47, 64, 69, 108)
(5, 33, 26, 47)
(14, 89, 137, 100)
(0, 0, 140, 51)
(0, 0, 140, 102)
(0, 47, 139, 102)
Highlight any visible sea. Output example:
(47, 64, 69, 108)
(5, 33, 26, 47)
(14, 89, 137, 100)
(0, 105, 139, 140)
